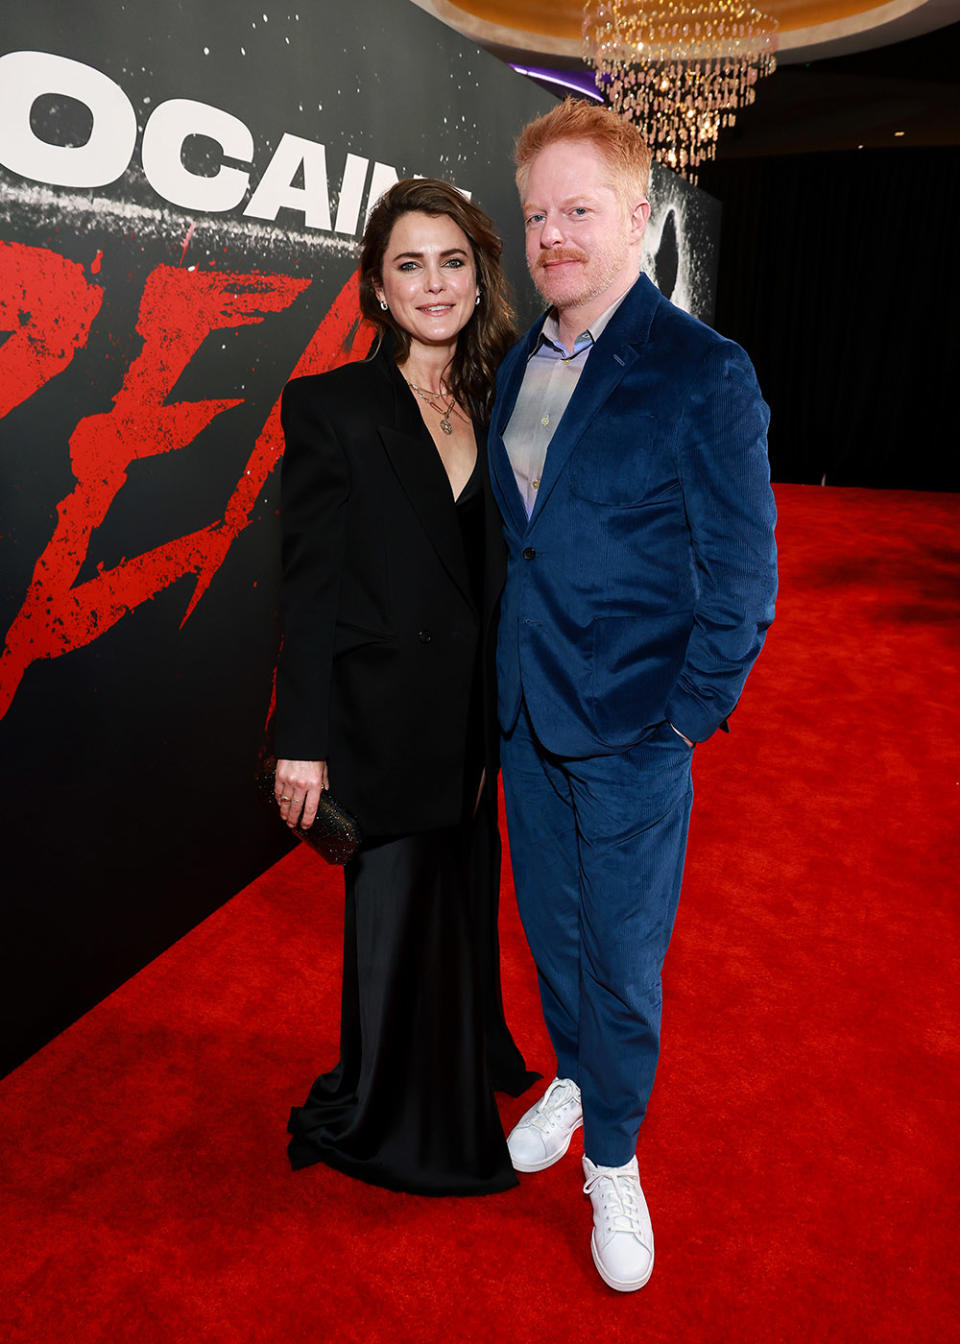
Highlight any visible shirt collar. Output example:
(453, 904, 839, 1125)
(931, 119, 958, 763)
(532, 281, 636, 360)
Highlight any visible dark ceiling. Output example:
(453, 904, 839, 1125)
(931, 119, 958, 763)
(519, 19, 960, 159)
(684, 20, 960, 157)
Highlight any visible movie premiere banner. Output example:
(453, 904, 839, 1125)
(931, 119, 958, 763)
(0, 0, 719, 1073)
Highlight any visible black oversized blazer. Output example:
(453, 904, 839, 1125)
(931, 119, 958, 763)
(273, 339, 507, 837)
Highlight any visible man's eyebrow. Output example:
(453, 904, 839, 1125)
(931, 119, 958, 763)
(523, 194, 600, 211)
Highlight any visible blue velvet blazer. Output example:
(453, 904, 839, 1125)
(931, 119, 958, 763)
(489, 273, 778, 755)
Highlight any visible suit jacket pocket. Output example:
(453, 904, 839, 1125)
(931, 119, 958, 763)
(589, 611, 690, 746)
(567, 412, 671, 507)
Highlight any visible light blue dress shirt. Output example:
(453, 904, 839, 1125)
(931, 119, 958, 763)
(503, 287, 631, 518)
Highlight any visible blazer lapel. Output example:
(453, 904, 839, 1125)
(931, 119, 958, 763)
(494, 319, 544, 439)
(478, 433, 506, 630)
(527, 342, 639, 523)
(378, 360, 473, 607)
(526, 275, 663, 526)
(488, 434, 527, 536)
(489, 322, 546, 535)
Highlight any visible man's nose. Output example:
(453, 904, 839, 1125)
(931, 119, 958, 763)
(540, 216, 564, 248)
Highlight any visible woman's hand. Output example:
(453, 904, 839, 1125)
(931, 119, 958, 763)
(275, 759, 329, 831)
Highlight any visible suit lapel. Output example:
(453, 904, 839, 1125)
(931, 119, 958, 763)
(489, 322, 546, 534)
(494, 319, 544, 439)
(525, 276, 663, 527)
(377, 355, 473, 607)
(478, 433, 506, 630)
(488, 431, 527, 535)
(527, 342, 640, 523)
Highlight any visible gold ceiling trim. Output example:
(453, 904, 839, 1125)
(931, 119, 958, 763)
(409, 0, 943, 60)
(775, 0, 931, 56)
(409, 0, 579, 55)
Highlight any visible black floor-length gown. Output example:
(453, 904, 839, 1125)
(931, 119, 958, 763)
(287, 460, 538, 1195)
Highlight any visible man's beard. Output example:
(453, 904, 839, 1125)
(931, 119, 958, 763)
(530, 243, 629, 312)
(531, 248, 585, 306)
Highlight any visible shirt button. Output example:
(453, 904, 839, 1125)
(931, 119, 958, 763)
(541, 414, 550, 427)
(531, 479, 539, 489)
(522, 547, 536, 560)
(418, 629, 432, 643)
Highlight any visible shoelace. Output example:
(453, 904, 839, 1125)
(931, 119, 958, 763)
(527, 1078, 579, 1133)
(583, 1169, 648, 1240)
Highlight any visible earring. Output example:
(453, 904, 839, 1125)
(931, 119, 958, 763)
(475, 294, 481, 307)
(379, 300, 388, 312)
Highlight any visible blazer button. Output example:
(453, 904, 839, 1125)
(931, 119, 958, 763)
(418, 629, 432, 643)
(522, 546, 536, 560)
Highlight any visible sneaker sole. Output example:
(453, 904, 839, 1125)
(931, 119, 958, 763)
(508, 1116, 583, 1173)
(590, 1232, 654, 1292)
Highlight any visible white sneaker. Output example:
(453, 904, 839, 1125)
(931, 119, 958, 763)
(582, 1154, 654, 1292)
(506, 1077, 583, 1172)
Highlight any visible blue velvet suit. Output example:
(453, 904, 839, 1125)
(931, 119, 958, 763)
(489, 274, 777, 1165)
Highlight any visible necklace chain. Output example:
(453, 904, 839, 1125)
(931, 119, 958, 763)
(403, 377, 460, 436)
(406, 379, 446, 399)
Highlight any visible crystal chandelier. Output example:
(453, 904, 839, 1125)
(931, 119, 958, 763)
(583, 1, 778, 182)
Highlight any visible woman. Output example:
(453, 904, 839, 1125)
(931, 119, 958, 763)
(273, 179, 537, 1196)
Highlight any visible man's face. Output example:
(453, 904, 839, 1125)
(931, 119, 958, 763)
(521, 138, 648, 317)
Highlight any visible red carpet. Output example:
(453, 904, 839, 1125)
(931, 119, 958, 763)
(3, 484, 959, 1343)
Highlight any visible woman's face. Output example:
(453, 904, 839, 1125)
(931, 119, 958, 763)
(375, 210, 479, 356)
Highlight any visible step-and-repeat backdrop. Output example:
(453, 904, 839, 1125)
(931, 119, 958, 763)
(0, 0, 719, 1073)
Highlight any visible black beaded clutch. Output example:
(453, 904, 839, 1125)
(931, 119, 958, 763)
(257, 758, 361, 865)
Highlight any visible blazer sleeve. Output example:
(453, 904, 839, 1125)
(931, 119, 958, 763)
(665, 343, 778, 743)
(272, 378, 350, 760)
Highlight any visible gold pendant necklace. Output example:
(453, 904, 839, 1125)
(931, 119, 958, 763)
(405, 379, 457, 435)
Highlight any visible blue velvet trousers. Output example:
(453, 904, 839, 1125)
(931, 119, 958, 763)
(501, 702, 694, 1168)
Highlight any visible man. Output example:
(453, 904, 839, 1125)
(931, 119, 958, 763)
(488, 99, 777, 1292)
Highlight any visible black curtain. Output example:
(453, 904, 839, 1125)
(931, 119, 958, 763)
(698, 148, 960, 490)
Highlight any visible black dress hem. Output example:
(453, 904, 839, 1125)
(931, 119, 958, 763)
(287, 1113, 519, 1197)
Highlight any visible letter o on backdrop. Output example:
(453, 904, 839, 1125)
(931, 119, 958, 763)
(0, 51, 137, 188)
(142, 99, 253, 211)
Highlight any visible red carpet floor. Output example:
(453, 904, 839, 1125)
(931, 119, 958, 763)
(3, 484, 959, 1343)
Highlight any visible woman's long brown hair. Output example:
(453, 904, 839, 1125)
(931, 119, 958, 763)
(359, 178, 517, 424)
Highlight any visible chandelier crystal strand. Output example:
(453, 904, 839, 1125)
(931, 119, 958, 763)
(583, 1, 778, 183)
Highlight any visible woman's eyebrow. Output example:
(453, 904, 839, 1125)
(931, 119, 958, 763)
(390, 246, 469, 260)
